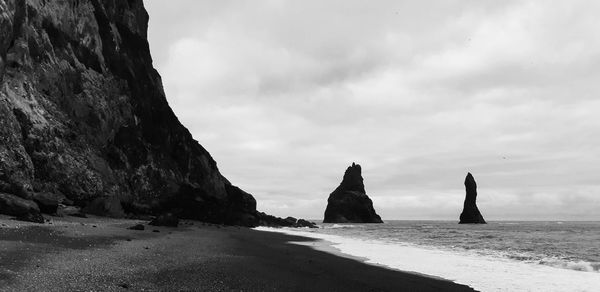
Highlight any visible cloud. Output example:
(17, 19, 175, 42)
(144, 0, 600, 220)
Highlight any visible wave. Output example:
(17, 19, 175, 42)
(473, 249, 600, 274)
(539, 258, 600, 273)
(488, 249, 600, 273)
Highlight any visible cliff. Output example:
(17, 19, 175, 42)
(459, 173, 486, 224)
(0, 0, 257, 226)
(323, 163, 383, 223)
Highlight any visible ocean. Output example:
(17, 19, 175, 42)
(256, 221, 600, 292)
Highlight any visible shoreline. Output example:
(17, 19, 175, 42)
(264, 227, 455, 283)
(0, 215, 475, 291)
(256, 226, 471, 285)
(259, 223, 600, 292)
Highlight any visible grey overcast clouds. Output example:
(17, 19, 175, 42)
(143, 1, 600, 221)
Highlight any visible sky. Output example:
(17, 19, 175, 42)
(143, 0, 600, 221)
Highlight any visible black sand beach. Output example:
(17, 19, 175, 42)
(0, 216, 475, 291)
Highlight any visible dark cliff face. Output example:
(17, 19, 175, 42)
(323, 163, 383, 223)
(0, 0, 257, 226)
(459, 173, 486, 224)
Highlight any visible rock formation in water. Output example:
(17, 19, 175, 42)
(459, 173, 486, 224)
(0, 0, 262, 226)
(323, 163, 383, 223)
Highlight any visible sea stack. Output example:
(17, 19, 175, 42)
(323, 163, 383, 223)
(459, 173, 486, 224)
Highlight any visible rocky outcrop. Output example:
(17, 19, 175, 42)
(0, 0, 259, 225)
(257, 212, 318, 228)
(323, 163, 383, 223)
(296, 219, 318, 228)
(459, 173, 486, 224)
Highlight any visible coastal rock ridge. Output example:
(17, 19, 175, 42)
(323, 163, 383, 223)
(0, 0, 304, 227)
(459, 173, 486, 224)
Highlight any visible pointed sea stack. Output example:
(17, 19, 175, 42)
(459, 173, 486, 224)
(323, 163, 383, 223)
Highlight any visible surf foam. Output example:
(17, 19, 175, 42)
(255, 227, 600, 292)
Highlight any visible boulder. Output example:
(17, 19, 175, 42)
(459, 173, 486, 224)
(0, 192, 44, 223)
(297, 219, 318, 228)
(323, 163, 383, 223)
(149, 213, 179, 227)
(284, 217, 298, 225)
(32, 192, 62, 214)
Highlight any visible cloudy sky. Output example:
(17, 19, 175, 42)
(143, 0, 600, 221)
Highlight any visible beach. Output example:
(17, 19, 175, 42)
(0, 216, 474, 291)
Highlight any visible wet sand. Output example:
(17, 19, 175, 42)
(0, 215, 475, 291)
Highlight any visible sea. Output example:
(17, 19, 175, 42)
(256, 221, 600, 292)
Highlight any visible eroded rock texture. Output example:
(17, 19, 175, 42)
(0, 0, 258, 226)
(459, 173, 486, 224)
(323, 163, 383, 223)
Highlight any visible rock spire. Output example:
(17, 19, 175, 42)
(459, 173, 486, 224)
(324, 163, 383, 223)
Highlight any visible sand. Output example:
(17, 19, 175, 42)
(0, 215, 475, 291)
